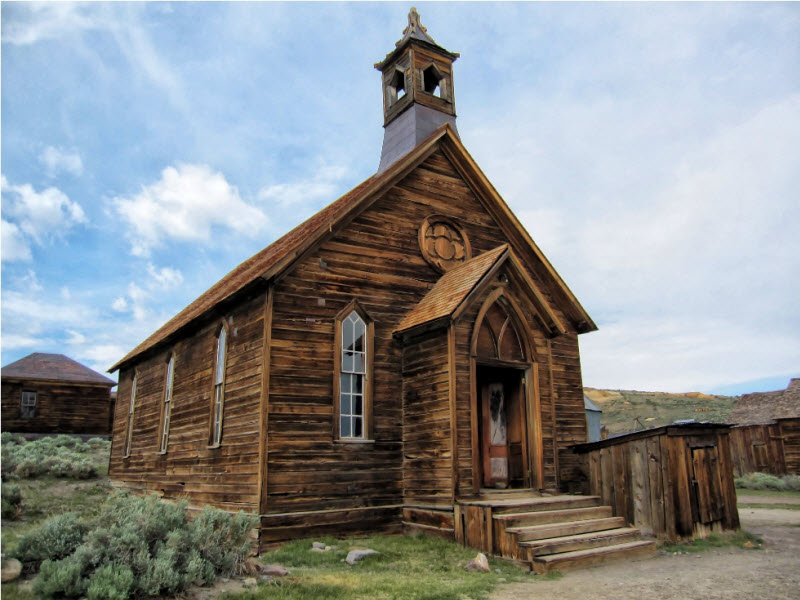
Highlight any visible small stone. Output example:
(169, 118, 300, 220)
(743, 541, 756, 549)
(259, 575, 273, 583)
(221, 578, 230, 584)
(312, 542, 326, 550)
(243, 577, 258, 587)
(494, 568, 502, 574)
(1, 558, 22, 583)
(260, 564, 290, 577)
(465, 553, 490, 573)
(498, 578, 507, 583)
(311, 547, 326, 553)
(346, 549, 379, 565)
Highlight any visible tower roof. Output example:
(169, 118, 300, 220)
(375, 7, 459, 71)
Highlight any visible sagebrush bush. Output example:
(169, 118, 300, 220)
(2, 435, 98, 479)
(15, 512, 89, 566)
(735, 472, 800, 491)
(30, 492, 258, 599)
(1, 481, 22, 519)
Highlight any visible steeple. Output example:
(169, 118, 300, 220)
(375, 8, 460, 173)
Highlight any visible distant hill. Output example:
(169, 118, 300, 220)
(584, 387, 740, 436)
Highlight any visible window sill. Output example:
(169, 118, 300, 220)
(335, 438, 375, 444)
(206, 443, 222, 450)
(157, 450, 168, 456)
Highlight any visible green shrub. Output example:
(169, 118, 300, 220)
(1, 435, 98, 479)
(735, 472, 790, 491)
(783, 474, 800, 492)
(29, 492, 258, 599)
(86, 563, 135, 600)
(14, 512, 89, 566)
(1, 482, 22, 519)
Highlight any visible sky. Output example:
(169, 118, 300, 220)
(1, 2, 798, 395)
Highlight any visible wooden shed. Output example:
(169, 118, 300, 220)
(727, 379, 800, 476)
(1, 353, 116, 435)
(571, 423, 740, 542)
(107, 10, 657, 571)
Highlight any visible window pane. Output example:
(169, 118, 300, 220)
(352, 352, 364, 373)
(340, 416, 351, 438)
(340, 373, 351, 395)
(343, 318, 354, 353)
(353, 395, 363, 417)
(342, 351, 354, 372)
(216, 329, 227, 383)
(165, 357, 174, 399)
(353, 374, 363, 395)
(353, 416, 363, 438)
(341, 393, 352, 416)
(353, 318, 365, 352)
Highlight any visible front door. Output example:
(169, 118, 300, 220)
(481, 381, 509, 488)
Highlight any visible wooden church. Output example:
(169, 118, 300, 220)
(109, 10, 656, 571)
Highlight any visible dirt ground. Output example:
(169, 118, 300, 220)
(492, 506, 800, 600)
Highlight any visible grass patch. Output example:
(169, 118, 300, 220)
(738, 503, 800, 511)
(223, 534, 526, 600)
(1, 583, 35, 600)
(661, 530, 763, 554)
(533, 570, 563, 581)
(735, 488, 800, 500)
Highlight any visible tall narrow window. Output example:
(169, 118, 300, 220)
(124, 375, 137, 458)
(159, 355, 174, 453)
(210, 326, 227, 446)
(334, 302, 373, 441)
(20, 391, 36, 419)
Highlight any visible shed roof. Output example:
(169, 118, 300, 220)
(2, 353, 116, 386)
(111, 124, 595, 372)
(728, 378, 800, 425)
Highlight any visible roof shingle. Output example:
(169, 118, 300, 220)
(2, 353, 116, 386)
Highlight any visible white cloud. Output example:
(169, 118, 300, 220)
(112, 163, 268, 257)
(112, 297, 129, 312)
(1, 334, 48, 350)
(1, 220, 32, 262)
(39, 146, 84, 177)
(1, 176, 87, 260)
(146, 263, 183, 289)
(1, 3, 104, 45)
(65, 330, 87, 345)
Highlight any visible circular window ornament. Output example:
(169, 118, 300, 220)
(418, 215, 472, 273)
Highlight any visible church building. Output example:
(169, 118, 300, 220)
(109, 9, 656, 571)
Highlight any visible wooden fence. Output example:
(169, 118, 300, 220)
(728, 418, 800, 477)
(571, 424, 740, 542)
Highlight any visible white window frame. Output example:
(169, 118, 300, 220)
(210, 325, 227, 447)
(20, 390, 36, 419)
(124, 375, 137, 458)
(159, 355, 175, 453)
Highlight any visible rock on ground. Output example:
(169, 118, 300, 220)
(346, 549, 378, 565)
(1, 558, 22, 583)
(465, 553, 491, 572)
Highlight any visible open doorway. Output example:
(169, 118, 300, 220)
(477, 366, 527, 489)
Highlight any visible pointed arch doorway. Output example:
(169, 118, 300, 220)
(471, 289, 544, 492)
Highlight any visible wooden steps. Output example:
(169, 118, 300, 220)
(458, 492, 657, 573)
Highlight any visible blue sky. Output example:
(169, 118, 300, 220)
(2, 2, 798, 395)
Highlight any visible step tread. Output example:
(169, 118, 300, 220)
(460, 495, 600, 508)
(507, 516, 625, 535)
(533, 539, 657, 565)
(520, 527, 640, 548)
(494, 506, 610, 522)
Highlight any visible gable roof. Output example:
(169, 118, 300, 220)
(394, 245, 509, 334)
(2, 353, 116, 386)
(728, 378, 800, 425)
(394, 244, 568, 337)
(111, 124, 595, 372)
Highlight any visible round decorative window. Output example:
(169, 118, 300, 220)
(418, 216, 472, 273)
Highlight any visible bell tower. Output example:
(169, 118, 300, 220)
(375, 8, 460, 173)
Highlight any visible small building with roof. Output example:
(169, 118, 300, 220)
(1, 352, 116, 435)
(727, 378, 800, 475)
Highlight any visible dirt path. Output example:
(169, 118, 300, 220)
(491, 508, 800, 600)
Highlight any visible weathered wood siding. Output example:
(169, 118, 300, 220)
(550, 334, 589, 492)
(402, 332, 452, 504)
(574, 425, 740, 541)
(109, 291, 266, 513)
(780, 418, 800, 475)
(1, 380, 113, 435)
(728, 419, 800, 476)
